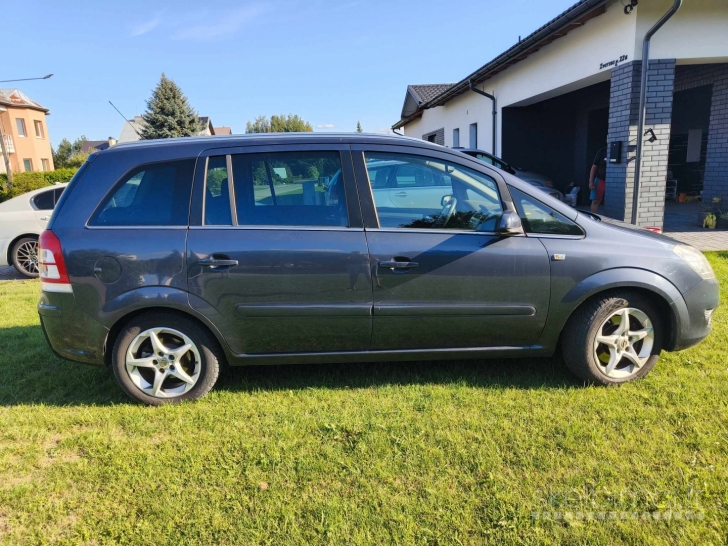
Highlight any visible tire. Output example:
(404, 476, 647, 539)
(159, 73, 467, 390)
(11, 237, 40, 278)
(111, 312, 222, 405)
(562, 291, 664, 385)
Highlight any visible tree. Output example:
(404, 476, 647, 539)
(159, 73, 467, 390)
(245, 115, 271, 133)
(139, 74, 202, 140)
(356, 121, 363, 133)
(53, 136, 88, 168)
(245, 114, 313, 133)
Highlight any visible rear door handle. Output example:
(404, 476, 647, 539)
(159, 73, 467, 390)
(380, 260, 418, 269)
(198, 258, 238, 267)
(40, 216, 49, 221)
(395, 192, 408, 197)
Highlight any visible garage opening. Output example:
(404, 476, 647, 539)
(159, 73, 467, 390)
(502, 81, 610, 206)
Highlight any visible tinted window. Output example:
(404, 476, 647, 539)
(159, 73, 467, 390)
(231, 151, 347, 227)
(364, 152, 503, 231)
(204, 156, 232, 225)
(33, 189, 55, 210)
(53, 188, 65, 205)
(91, 159, 195, 226)
(509, 187, 584, 236)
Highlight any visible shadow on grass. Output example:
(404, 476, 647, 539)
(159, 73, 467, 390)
(0, 325, 579, 407)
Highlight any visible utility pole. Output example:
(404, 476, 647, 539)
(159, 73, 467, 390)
(0, 116, 13, 189)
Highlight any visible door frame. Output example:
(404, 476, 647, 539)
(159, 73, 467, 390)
(189, 143, 363, 229)
(349, 143, 518, 230)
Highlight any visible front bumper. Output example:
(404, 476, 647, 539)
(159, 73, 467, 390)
(38, 291, 108, 366)
(671, 278, 720, 351)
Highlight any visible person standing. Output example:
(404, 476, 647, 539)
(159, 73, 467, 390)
(589, 145, 608, 214)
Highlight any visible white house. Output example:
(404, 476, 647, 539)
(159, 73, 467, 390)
(394, 0, 728, 228)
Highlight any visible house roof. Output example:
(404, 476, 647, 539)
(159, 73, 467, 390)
(213, 126, 232, 135)
(393, 0, 608, 129)
(118, 115, 216, 142)
(0, 89, 50, 113)
(80, 140, 112, 153)
(409, 84, 455, 104)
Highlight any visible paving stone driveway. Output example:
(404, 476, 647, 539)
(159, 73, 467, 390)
(0, 266, 27, 281)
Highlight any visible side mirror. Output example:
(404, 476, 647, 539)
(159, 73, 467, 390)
(441, 194, 454, 207)
(498, 210, 524, 235)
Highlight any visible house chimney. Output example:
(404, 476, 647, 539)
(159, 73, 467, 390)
(108, 137, 117, 147)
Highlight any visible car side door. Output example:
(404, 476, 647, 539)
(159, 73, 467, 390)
(186, 144, 373, 355)
(31, 188, 57, 228)
(351, 144, 551, 351)
(388, 163, 452, 211)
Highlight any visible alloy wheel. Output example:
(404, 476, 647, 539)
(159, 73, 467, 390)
(15, 240, 39, 275)
(125, 327, 201, 399)
(593, 307, 654, 380)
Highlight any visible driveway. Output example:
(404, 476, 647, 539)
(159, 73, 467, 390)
(0, 266, 26, 281)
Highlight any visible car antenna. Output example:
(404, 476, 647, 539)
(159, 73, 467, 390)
(108, 101, 142, 138)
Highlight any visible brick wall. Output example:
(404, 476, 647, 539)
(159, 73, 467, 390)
(675, 64, 728, 203)
(422, 128, 445, 146)
(604, 59, 675, 227)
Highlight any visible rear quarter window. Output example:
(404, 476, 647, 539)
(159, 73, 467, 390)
(90, 159, 195, 226)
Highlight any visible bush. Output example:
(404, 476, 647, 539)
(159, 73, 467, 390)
(0, 168, 79, 204)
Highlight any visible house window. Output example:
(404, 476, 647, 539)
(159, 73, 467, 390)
(16, 119, 27, 137)
(453, 128, 460, 148)
(469, 123, 478, 149)
(34, 120, 44, 139)
(23, 159, 33, 172)
(426, 134, 436, 143)
(41, 158, 50, 171)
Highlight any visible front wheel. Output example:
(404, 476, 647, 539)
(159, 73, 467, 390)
(11, 237, 40, 278)
(111, 312, 222, 405)
(562, 291, 664, 385)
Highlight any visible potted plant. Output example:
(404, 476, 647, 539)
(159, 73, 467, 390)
(699, 197, 723, 228)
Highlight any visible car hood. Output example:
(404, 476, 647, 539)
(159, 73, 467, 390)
(512, 168, 550, 185)
(578, 212, 680, 246)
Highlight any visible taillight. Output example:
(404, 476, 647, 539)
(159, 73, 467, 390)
(39, 230, 72, 293)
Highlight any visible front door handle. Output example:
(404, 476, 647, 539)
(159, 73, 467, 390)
(198, 257, 238, 267)
(380, 260, 419, 269)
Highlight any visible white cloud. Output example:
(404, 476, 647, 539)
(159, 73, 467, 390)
(317, 123, 335, 129)
(174, 6, 262, 41)
(131, 14, 163, 36)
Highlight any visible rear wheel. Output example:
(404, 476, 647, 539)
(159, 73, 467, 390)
(111, 313, 222, 405)
(562, 291, 663, 385)
(11, 237, 39, 278)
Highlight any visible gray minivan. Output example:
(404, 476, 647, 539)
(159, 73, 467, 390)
(39, 134, 718, 404)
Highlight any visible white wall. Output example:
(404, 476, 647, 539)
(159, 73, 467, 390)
(635, 0, 728, 64)
(403, 0, 728, 155)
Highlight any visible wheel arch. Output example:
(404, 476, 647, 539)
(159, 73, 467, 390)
(99, 289, 232, 367)
(557, 268, 685, 351)
(6, 232, 41, 265)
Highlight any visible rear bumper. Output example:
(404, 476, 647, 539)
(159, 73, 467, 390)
(38, 291, 108, 366)
(670, 278, 720, 351)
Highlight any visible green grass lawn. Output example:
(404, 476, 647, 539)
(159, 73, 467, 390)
(1, 255, 727, 545)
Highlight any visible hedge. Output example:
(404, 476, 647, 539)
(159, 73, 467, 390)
(0, 168, 79, 204)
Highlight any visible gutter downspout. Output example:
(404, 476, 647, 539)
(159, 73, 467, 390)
(631, 0, 682, 225)
(469, 81, 497, 155)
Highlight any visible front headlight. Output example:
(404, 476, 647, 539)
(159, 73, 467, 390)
(673, 244, 715, 280)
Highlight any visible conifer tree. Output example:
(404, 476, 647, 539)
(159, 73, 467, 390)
(139, 74, 202, 140)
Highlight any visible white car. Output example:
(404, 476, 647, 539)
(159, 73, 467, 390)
(0, 184, 67, 278)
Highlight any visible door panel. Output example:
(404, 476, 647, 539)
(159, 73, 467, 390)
(367, 231, 550, 349)
(187, 145, 373, 355)
(187, 229, 372, 354)
(351, 144, 551, 351)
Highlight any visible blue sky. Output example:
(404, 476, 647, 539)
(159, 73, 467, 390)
(5, 0, 576, 147)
